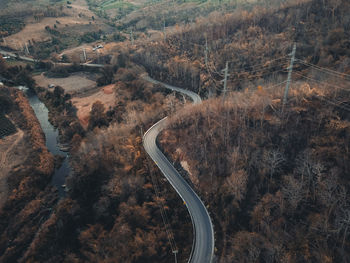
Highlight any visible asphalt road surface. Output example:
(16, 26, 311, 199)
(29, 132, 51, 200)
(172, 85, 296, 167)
(143, 76, 214, 263)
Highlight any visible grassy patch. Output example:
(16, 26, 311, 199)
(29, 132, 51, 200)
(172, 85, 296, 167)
(87, 0, 137, 19)
(101, 0, 135, 11)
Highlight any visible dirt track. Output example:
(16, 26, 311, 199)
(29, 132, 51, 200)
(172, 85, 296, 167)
(0, 130, 26, 208)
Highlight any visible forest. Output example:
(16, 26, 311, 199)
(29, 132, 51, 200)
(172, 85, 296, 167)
(133, 0, 350, 97)
(0, 62, 193, 262)
(0, 0, 349, 262)
(161, 79, 350, 262)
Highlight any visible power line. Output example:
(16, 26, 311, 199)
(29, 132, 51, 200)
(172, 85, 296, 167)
(168, 37, 206, 48)
(231, 68, 288, 82)
(147, 161, 178, 257)
(227, 55, 289, 68)
(225, 80, 287, 96)
(295, 59, 350, 79)
(207, 56, 288, 76)
(246, 80, 287, 94)
(169, 37, 289, 74)
(314, 95, 350, 112)
(290, 72, 350, 112)
(209, 66, 288, 92)
(264, 80, 288, 90)
(231, 60, 289, 73)
(229, 61, 289, 76)
(293, 71, 350, 91)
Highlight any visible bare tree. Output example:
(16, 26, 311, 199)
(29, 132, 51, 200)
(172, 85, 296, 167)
(226, 169, 248, 202)
(264, 149, 285, 181)
(164, 92, 177, 115)
(329, 0, 342, 22)
(316, 169, 339, 208)
(296, 150, 321, 199)
(336, 207, 350, 249)
(282, 175, 304, 211)
(263, 149, 285, 191)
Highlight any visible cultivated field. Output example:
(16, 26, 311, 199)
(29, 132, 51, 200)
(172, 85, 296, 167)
(33, 72, 98, 94)
(2, 0, 110, 51)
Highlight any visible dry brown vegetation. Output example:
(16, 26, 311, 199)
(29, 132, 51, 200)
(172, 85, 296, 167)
(0, 130, 25, 208)
(10, 69, 193, 262)
(1, 0, 112, 60)
(133, 0, 350, 96)
(1, 51, 192, 261)
(1, 0, 350, 262)
(34, 72, 98, 94)
(15, 91, 54, 174)
(71, 84, 116, 128)
(0, 87, 57, 263)
(160, 80, 350, 262)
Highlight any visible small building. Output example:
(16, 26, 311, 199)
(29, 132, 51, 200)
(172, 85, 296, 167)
(48, 84, 55, 89)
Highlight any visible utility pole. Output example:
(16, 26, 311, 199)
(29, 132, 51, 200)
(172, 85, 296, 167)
(163, 20, 167, 42)
(24, 42, 30, 55)
(83, 48, 87, 62)
(221, 61, 229, 101)
(205, 35, 208, 68)
(2, 37, 7, 46)
(283, 43, 296, 110)
(97, 49, 100, 64)
(173, 250, 178, 263)
(130, 30, 134, 45)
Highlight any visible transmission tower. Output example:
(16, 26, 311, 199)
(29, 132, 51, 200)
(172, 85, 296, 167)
(221, 61, 229, 101)
(282, 43, 296, 109)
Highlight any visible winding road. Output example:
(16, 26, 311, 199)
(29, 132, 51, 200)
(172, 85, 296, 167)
(1, 48, 215, 261)
(143, 76, 214, 263)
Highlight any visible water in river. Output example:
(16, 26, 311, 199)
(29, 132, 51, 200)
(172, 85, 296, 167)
(17, 86, 70, 197)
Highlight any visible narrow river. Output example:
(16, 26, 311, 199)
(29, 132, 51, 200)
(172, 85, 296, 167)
(18, 86, 70, 197)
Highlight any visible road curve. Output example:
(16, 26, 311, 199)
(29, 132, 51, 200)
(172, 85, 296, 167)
(143, 76, 214, 263)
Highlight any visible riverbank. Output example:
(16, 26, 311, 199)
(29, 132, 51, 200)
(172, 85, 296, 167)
(14, 90, 55, 174)
(0, 87, 55, 206)
(0, 130, 24, 208)
(33, 85, 85, 146)
(0, 86, 60, 261)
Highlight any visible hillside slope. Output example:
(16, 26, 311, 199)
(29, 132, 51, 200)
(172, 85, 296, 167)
(133, 0, 350, 97)
(160, 79, 350, 262)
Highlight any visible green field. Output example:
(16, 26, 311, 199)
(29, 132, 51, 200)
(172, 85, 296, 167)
(100, 0, 135, 10)
(86, 0, 136, 19)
